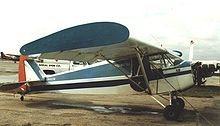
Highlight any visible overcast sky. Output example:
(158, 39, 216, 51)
(0, 0, 219, 60)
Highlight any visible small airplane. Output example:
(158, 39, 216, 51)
(0, 51, 85, 74)
(0, 52, 20, 63)
(0, 22, 196, 120)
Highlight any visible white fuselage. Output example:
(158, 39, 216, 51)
(36, 59, 86, 74)
(25, 59, 194, 95)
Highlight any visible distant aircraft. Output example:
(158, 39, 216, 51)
(0, 51, 85, 74)
(0, 22, 196, 120)
(0, 52, 20, 63)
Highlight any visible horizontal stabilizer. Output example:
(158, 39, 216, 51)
(0, 80, 45, 94)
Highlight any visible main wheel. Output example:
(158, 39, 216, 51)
(172, 98, 185, 110)
(163, 105, 180, 120)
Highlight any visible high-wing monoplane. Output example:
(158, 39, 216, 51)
(0, 22, 196, 120)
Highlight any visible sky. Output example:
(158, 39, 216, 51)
(0, 0, 220, 60)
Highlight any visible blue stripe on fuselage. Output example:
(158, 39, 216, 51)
(46, 60, 192, 82)
(47, 63, 130, 81)
(178, 60, 191, 68)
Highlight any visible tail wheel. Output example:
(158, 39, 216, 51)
(172, 98, 185, 110)
(20, 96, 24, 101)
(163, 105, 180, 120)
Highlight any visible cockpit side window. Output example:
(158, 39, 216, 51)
(164, 53, 183, 67)
(149, 53, 183, 70)
(149, 54, 165, 69)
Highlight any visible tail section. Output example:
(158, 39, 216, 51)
(19, 56, 46, 82)
(189, 40, 194, 62)
(18, 56, 28, 82)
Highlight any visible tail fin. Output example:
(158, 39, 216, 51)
(189, 40, 194, 62)
(18, 55, 28, 82)
(19, 56, 46, 82)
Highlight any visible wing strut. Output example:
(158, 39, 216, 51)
(135, 47, 152, 95)
(99, 54, 147, 93)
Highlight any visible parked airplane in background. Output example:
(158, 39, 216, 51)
(0, 52, 20, 63)
(0, 51, 85, 74)
(0, 22, 197, 120)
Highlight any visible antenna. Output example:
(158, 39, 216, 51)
(189, 40, 194, 62)
(150, 34, 163, 48)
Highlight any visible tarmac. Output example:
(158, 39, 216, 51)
(0, 60, 220, 126)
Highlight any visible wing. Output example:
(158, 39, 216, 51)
(38, 38, 166, 62)
(20, 22, 129, 56)
(20, 22, 168, 62)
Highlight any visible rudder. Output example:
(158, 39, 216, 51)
(18, 56, 45, 82)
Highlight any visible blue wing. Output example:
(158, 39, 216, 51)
(20, 22, 129, 55)
(20, 22, 167, 62)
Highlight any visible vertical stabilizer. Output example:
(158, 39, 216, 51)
(189, 40, 194, 62)
(18, 56, 28, 82)
(18, 56, 45, 82)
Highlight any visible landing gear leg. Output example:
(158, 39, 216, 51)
(163, 92, 185, 120)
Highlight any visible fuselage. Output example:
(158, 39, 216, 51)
(25, 52, 194, 95)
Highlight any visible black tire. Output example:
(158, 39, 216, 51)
(163, 105, 180, 120)
(20, 96, 24, 101)
(172, 98, 185, 110)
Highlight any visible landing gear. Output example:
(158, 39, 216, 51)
(172, 97, 185, 110)
(20, 95, 24, 101)
(164, 105, 180, 120)
(163, 92, 185, 120)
